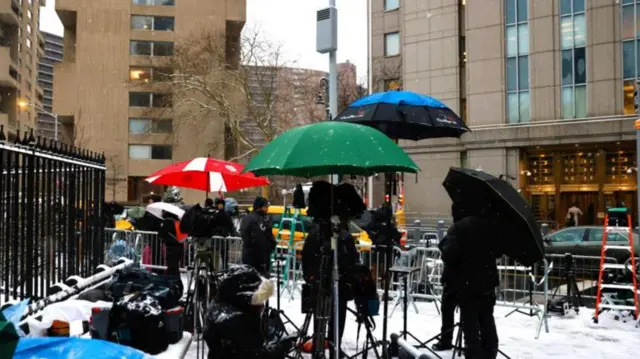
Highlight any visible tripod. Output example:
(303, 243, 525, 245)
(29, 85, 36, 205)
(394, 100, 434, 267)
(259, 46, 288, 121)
(266, 251, 298, 334)
(346, 306, 383, 359)
(549, 254, 582, 314)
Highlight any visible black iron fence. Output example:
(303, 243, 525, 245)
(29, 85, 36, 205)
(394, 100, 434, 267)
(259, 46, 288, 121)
(0, 128, 106, 302)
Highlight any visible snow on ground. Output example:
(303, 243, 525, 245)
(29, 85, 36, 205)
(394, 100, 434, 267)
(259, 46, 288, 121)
(186, 295, 640, 359)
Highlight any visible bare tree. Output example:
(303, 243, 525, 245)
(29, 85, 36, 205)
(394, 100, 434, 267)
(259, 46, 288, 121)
(372, 57, 402, 92)
(106, 154, 126, 201)
(160, 27, 307, 164)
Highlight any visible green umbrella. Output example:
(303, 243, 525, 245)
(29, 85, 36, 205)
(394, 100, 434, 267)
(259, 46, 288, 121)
(0, 311, 19, 359)
(243, 121, 420, 177)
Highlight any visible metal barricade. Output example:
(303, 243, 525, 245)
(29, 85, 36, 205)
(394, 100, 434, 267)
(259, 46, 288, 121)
(544, 253, 617, 299)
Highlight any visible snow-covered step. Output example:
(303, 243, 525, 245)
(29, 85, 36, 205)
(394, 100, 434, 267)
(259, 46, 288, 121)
(600, 283, 635, 290)
(602, 263, 626, 270)
(604, 245, 631, 251)
(599, 303, 638, 311)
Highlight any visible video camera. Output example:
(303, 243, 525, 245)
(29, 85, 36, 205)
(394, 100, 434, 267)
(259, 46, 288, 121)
(362, 206, 402, 247)
(179, 203, 223, 238)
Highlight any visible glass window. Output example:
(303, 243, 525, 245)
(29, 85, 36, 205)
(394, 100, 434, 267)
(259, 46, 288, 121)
(153, 41, 174, 56)
(573, 0, 585, 13)
(130, 67, 152, 82)
(517, 24, 528, 54)
(152, 93, 171, 107)
(384, 0, 399, 11)
(517, 0, 527, 22)
(384, 32, 400, 56)
(561, 86, 574, 118)
(129, 118, 150, 134)
(560, 0, 571, 15)
(622, 5, 634, 40)
(561, 50, 573, 85)
(624, 80, 635, 114)
(152, 119, 172, 133)
(507, 93, 519, 123)
(573, 14, 586, 48)
(129, 145, 151, 159)
(151, 145, 172, 159)
(506, 25, 517, 57)
(154, 67, 173, 81)
(130, 40, 152, 56)
(623, 40, 636, 79)
(131, 15, 153, 30)
(26, 38, 31, 49)
(157, 0, 175, 5)
(129, 92, 151, 107)
(560, 16, 573, 49)
(505, 0, 515, 24)
(518, 55, 529, 90)
(519, 91, 530, 122)
(575, 85, 587, 118)
(506, 58, 517, 91)
(574, 47, 586, 84)
(548, 228, 585, 242)
(153, 17, 174, 31)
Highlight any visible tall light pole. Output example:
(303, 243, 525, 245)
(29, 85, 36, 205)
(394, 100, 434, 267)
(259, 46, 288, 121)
(366, 0, 373, 208)
(18, 100, 59, 141)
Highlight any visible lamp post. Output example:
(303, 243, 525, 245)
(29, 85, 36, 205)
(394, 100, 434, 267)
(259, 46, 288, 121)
(18, 100, 59, 141)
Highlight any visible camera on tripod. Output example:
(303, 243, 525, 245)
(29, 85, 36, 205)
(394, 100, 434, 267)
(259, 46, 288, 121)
(362, 206, 402, 247)
(180, 203, 223, 239)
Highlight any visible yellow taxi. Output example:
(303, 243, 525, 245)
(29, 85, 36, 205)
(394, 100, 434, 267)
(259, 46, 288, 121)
(248, 205, 372, 252)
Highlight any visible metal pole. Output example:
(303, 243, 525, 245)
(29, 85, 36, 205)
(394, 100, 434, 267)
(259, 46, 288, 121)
(635, 119, 640, 227)
(366, 0, 374, 209)
(327, 2, 340, 358)
(54, 114, 59, 142)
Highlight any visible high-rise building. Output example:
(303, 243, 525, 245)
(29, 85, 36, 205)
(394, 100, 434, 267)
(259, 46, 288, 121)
(53, 0, 246, 203)
(36, 31, 62, 141)
(0, 0, 45, 140)
(371, 0, 639, 226)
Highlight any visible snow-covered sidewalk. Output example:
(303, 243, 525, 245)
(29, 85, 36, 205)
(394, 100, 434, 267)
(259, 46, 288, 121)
(187, 296, 640, 359)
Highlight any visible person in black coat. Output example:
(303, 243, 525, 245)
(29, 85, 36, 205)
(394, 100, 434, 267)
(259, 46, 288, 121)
(207, 198, 237, 271)
(203, 265, 296, 359)
(439, 202, 500, 359)
(158, 211, 184, 277)
(241, 196, 276, 276)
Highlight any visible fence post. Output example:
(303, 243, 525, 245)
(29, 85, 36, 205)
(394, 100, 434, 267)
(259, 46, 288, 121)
(436, 220, 445, 241)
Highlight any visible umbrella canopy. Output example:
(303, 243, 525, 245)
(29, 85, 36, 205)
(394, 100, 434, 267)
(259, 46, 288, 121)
(334, 90, 470, 141)
(242, 121, 420, 178)
(442, 167, 544, 267)
(146, 202, 185, 219)
(145, 157, 269, 193)
(0, 312, 18, 359)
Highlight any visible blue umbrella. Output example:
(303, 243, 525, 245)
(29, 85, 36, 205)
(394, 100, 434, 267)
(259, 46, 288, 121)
(334, 90, 470, 140)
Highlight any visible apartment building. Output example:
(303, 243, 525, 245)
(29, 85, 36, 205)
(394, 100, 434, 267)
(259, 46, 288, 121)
(0, 0, 45, 140)
(372, 0, 640, 226)
(36, 30, 61, 141)
(53, 0, 246, 203)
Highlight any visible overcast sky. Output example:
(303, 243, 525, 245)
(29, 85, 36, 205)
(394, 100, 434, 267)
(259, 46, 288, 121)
(40, 0, 368, 79)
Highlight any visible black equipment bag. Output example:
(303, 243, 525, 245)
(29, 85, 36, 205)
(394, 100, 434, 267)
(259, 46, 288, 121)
(107, 268, 184, 309)
(107, 292, 169, 355)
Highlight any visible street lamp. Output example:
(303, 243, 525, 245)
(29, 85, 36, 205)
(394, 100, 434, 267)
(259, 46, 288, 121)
(18, 100, 59, 141)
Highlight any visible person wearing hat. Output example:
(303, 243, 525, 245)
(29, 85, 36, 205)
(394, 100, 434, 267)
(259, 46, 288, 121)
(240, 196, 275, 276)
(211, 197, 236, 271)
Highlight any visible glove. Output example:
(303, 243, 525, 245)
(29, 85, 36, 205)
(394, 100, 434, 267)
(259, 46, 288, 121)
(276, 334, 298, 352)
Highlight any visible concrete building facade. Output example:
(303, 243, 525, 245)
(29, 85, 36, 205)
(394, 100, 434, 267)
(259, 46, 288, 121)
(0, 0, 45, 140)
(53, 0, 246, 203)
(372, 0, 640, 226)
(36, 30, 61, 141)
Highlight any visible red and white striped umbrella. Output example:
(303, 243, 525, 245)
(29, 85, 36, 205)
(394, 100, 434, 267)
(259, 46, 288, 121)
(145, 157, 269, 193)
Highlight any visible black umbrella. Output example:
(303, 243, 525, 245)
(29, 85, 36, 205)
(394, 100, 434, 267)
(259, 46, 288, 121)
(334, 90, 470, 141)
(442, 167, 544, 267)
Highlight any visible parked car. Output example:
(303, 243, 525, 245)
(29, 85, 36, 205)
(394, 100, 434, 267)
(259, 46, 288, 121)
(543, 226, 640, 264)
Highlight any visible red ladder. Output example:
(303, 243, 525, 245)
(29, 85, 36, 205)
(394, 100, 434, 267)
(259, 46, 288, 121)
(594, 213, 639, 323)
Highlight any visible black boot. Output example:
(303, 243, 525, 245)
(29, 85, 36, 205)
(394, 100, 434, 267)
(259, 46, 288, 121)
(432, 341, 453, 351)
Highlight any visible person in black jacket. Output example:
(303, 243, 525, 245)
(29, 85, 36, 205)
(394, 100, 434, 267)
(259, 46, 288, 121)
(209, 198, 236, 271)
(204, 265, 296, 359)
(159, 211, 184, 277)
(241, 196, 276, 276)
(439, 202, 500, 359)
